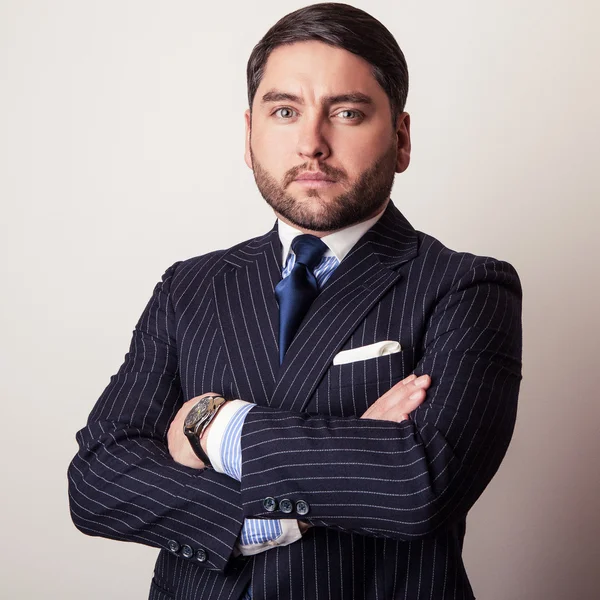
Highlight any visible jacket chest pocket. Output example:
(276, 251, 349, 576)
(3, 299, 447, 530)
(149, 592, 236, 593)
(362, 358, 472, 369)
(308, 348, 417, 417)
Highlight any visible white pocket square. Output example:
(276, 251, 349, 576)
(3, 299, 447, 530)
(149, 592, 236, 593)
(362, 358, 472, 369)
(332, 341, 402, 366)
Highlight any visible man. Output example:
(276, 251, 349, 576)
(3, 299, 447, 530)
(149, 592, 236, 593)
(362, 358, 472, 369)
(68, 3, 522, 599)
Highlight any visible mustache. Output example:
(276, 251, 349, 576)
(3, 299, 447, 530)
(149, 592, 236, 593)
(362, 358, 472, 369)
(283, 163, 347, 187)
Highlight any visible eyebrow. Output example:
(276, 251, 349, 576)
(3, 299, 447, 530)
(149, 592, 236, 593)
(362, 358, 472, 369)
(260, 90, 374, 107)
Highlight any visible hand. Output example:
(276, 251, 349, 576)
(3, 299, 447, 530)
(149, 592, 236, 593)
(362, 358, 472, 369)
(167, 392, 224, 469)
(361, 373, 431, 422)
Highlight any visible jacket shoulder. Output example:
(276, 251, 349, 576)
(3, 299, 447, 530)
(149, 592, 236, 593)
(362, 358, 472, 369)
(160, 230, 275, 297)
(412, 229, 522, 300)
(417, 229, 520, 274)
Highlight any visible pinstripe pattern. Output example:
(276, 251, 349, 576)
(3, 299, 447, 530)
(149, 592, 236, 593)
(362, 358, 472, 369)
(225, 254, 340, 556)
(224, 405, 283, 547)
(68, 201, 522, 599)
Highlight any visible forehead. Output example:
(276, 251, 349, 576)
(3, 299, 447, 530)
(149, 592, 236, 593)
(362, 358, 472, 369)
(256, 40, 387, 104)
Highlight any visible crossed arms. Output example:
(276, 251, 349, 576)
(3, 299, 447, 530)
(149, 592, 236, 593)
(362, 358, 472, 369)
(67, 256, 522, 573)
(167, 371, 431, 554)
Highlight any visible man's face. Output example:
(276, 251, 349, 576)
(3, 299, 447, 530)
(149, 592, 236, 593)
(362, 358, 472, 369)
(244, 40, 411, 233)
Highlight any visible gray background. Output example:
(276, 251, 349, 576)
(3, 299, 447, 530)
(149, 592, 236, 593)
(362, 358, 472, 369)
(1, 1, 599, 598)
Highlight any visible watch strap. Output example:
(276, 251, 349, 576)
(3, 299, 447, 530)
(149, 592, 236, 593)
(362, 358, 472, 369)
(186, 426, 211, 465)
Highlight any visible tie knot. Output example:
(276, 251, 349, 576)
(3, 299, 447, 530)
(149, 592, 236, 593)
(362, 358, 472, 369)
(291, 234, 328, 271)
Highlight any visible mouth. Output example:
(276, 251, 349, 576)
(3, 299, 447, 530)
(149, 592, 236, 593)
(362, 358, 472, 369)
(293, 172, 337, 188)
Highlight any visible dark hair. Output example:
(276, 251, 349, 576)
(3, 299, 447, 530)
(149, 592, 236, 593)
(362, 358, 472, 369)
(246, 3, 409, 123)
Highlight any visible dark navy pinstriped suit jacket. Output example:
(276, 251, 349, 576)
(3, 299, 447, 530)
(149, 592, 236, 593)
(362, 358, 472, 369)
(68, 201, 523, 599)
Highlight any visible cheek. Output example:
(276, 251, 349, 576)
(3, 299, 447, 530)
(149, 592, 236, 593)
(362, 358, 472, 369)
(330, 129, 387, 171)
(336, 132, 394, 179)
(336, 152, 373, 181)
(252, 133, 295, 174)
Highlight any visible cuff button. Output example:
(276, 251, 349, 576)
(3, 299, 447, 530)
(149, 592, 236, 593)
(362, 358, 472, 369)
(295, 500, 310, 516)
(263, 497, 277, 512)
(279, 498, 293, 514)
(181, 544, 194, 559)
(196, 548, 208, 562)
(167, 540, 180, 553)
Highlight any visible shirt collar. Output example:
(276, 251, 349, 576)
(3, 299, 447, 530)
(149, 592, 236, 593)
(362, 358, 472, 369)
(277, 207, 386, 264)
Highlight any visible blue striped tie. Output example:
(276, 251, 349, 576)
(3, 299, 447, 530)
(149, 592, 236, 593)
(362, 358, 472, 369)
(275, 234, 328, 363)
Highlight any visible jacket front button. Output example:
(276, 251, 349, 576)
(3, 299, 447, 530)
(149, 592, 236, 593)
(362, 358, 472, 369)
(263, 497, 277, 512)
(167, 540, 180, 553)
(196, 548, 208, 563)
(295, 500, 310, 516)
(279, 498, 293, 514)
(181, 544, 194, 559)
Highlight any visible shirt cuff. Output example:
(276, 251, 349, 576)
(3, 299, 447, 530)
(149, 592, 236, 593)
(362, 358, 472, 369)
(236, 519, 303, 556)
(205, 399, 254, 476)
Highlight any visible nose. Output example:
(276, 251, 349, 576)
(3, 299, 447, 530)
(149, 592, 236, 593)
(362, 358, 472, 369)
(296, 114, 331, 161)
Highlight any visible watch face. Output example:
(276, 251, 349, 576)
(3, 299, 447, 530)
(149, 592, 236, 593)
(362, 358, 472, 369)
(184, 396, 210, 429)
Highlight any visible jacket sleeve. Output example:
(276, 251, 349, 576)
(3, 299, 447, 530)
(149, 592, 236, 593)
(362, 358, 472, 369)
(67, 263, 244, 573)
(238, 258, 522, 541)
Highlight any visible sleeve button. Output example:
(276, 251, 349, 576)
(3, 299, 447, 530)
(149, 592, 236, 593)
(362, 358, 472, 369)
(295, 500, 310, 516)
(279, 498, 293, 514)
(167, 540, 180, 553)
(196, 548, 208, 562)
(263, 497, 277, 512)
(181, 544, 194, 559)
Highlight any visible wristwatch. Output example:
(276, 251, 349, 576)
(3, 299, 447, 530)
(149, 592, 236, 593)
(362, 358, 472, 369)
(183, 395, 226, 467)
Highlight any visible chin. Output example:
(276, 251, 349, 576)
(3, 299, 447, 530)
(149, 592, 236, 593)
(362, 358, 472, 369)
(282, 205, 350, 233)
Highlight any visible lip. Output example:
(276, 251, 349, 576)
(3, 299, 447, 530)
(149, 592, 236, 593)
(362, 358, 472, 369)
(293, 179, 336, 189)
(294, 172, 336, 182)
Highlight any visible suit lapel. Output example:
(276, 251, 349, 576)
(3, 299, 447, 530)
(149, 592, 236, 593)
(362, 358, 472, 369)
(213, 201, 419, 411)
(213, 226, 282, 405)
(270, 202, 419, 411)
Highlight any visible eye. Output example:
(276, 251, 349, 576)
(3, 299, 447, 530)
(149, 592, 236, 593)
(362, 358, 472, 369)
(335, 109, 362, 120)
(274, 107, 297, 119)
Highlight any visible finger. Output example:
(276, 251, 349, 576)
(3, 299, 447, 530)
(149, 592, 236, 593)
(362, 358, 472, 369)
(412, 374, 430, 389)
(360, 406, 375, 420)
(387, 374, 430, 397)
(389, 375, 430, 403)
(387, 382, 428, 417)
(406, 388, 427, 410)
(378, 374, 417, 403)
(361, 374, 431, 420)
(385, 392, 425, 422)
(401, 375, 431, 401)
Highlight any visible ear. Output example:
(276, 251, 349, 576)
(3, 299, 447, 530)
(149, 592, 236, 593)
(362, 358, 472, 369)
(244, 109, 253, 170)
(394, 112, 411, 173)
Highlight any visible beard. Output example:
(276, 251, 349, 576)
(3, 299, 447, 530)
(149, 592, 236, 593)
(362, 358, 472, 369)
(250, 139, 397, 232)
